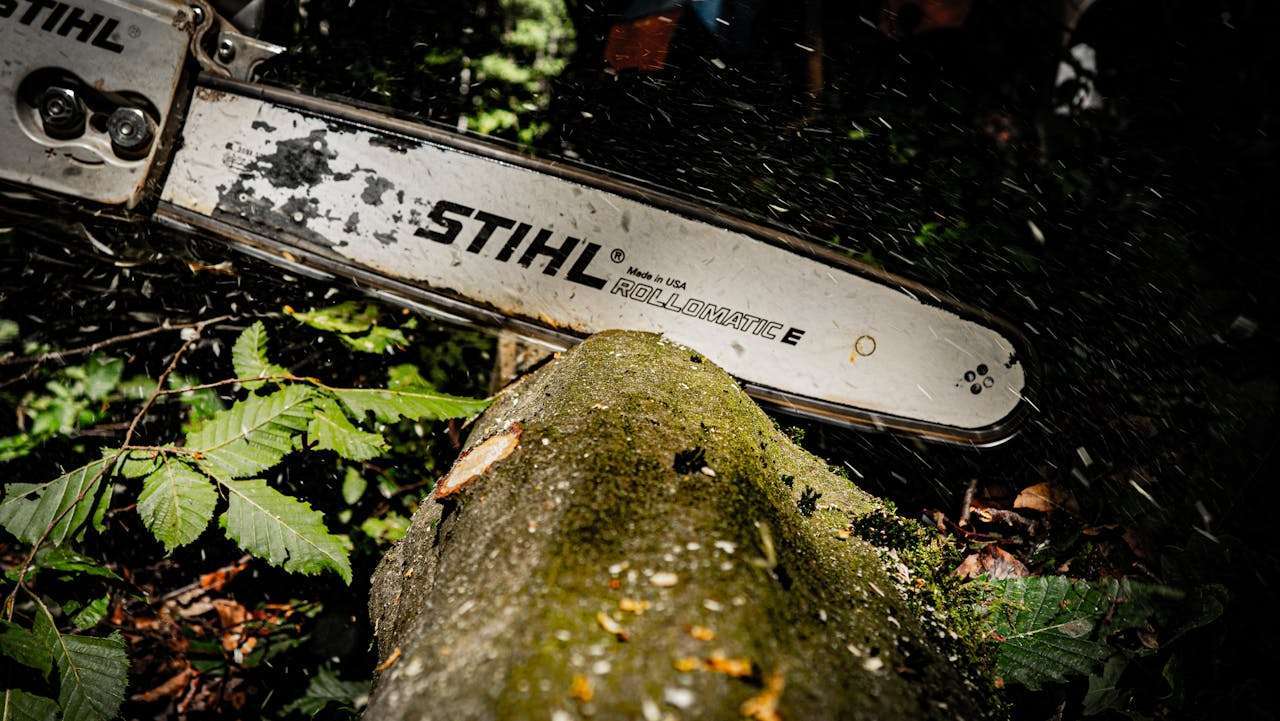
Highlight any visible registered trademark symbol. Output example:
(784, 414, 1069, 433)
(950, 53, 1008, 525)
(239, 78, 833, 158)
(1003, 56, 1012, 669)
(610, 248, 625, 263)
(127, 24, 142, 38)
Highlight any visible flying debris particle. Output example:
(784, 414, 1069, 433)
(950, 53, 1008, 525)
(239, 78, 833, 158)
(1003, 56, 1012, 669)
(1027, 219, 1046, 244)
(1076, 447, 1094, 467)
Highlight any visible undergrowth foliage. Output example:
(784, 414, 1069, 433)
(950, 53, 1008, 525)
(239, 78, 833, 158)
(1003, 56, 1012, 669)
(0, 315, 488, 721)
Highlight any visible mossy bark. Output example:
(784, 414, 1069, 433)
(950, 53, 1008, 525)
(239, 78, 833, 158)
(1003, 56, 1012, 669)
(367, 331, 992, 721)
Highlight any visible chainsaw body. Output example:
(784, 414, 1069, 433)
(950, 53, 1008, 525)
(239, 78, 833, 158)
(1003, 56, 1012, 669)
(0, 0, 1036, 445)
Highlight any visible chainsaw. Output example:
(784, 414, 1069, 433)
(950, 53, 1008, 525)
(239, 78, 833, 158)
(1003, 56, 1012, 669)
(0, 0, 1035, 445)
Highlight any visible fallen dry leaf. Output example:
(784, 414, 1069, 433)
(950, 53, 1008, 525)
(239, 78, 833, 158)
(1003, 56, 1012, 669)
(132, 667, 195, 703)
(1013, 482, 1075, 514)
(954, 545, 1028, 580)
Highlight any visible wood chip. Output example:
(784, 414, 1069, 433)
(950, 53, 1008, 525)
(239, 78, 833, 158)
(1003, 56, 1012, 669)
(740, 671, 785, 721)
(596, 611, 629, 641)
(375, 647, 402, 672)
(570, 674, 594, 702)
(650, 572, 679, 587)
(619, 598, 651, 615)
(688, 625, 716, 641)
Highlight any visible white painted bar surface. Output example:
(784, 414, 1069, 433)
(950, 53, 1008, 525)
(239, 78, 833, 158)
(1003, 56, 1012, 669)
(162, 88, 1027, 431)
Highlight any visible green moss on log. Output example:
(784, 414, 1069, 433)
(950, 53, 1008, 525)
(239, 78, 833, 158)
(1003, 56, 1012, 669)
(367, 331, 998, 720)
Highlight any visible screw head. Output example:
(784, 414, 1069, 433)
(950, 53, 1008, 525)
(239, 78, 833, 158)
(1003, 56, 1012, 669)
(38, 86, 85, 139)
(217, 36, 236, 63)
(189, 4, 204, 25)
(106, 107, 155, 157)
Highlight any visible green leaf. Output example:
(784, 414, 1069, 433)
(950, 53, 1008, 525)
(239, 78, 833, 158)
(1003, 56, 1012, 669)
(1, 689, 59, 721)
(990, 576, 1183, 689)
(0, 319, 19, 346)
(82, 356, 123, 402)
(339, 326, 407, 354)
(308, 398, 388, 461)
(117, 375, 157, 401)
(111, 449, 161, 480)
(0, 458, 111, 545)
(0, 621, 51, 677)
(387, 364, 433, 390)
(137, 462, 217, 552)
(0, 434, 36, 463)
(331, 387, 488, 423)
(286, 302, 378, 334)
(341, 467, 367, 505)
(232, 321, 291, 390)
(218, 478, 352, 583)
(360, 513, 409, 544)
(1083, 655, 1132, 717)
(23, 548, 119, 583)
(64, 595, 110, 631)
(48, 632, 128, 721)
(281, 666, 370, 717)
(186, 386, 314, 479)
(167, 373, 224, 433)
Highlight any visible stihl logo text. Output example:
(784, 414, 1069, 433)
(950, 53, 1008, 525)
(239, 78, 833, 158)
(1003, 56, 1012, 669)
(416, 200, 610, 291)
(0, 0, 126, 54)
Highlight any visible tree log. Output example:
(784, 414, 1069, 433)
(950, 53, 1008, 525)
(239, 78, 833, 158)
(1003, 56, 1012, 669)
(367, 331, 993, 720)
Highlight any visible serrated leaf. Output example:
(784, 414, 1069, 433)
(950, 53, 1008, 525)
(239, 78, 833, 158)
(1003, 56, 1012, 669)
(281, 666, 370, 717)
(0, 458, 111, 545)
(286, 302, 378, 334)
(137, 462, 217, 552)
(218, 478, 351, 583)
(186, 386, 314, 479)
(49, 633, 127, 721)
(990, 576, 1183, 689)
(232, 321, 291, 390)
(308, 398, 387, 461)
(0, 621, 51, 677)
(331, 387, 488, 423)
(1, 689, 59, 721)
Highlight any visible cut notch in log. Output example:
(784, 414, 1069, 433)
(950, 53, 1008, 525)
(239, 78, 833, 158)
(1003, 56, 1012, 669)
(433, 422, 523, 500)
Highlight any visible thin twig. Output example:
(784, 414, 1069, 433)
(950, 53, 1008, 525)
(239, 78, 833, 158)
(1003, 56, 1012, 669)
(4, 316, 221, 620)
(0, 315, 231, 367)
